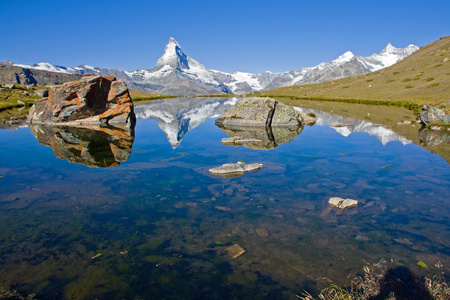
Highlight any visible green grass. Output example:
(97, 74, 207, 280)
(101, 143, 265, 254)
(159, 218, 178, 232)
(129, 90, 177, 103)
(427, 82, 440, 88)
(132, 95, 177, 103)
(0, 84, 41, 111)
(266, 94, 421, 110)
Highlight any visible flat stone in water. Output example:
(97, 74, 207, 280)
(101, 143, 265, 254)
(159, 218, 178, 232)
(256, 228, 270, 237)
(209, 162, 263, 178)
(226, 244, 246, 259)
(215, 206, 231, 211)
(394, 238, 414, 246)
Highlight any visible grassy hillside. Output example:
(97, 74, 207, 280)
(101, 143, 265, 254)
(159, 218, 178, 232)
(261, 36, 450, 106)
(129, 90, 177, 103)
(0, 84, 43, 110)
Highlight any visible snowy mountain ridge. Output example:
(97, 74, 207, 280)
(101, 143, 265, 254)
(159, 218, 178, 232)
(4, 38, 418, 95)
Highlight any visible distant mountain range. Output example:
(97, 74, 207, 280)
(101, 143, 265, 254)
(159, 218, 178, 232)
(211, 43, 418, 94)
(260, 36, 450, 105)
(1, 38, 418, 95)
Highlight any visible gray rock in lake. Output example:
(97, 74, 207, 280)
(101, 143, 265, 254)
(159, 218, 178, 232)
(215, 97, 310, 127)
(420, 105, 445, 124)
(209, 161, 263, 178)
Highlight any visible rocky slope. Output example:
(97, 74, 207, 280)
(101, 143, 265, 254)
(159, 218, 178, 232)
(0, 64, 81, 86)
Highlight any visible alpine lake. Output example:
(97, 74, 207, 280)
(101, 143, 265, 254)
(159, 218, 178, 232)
(0, 97, 449, 299)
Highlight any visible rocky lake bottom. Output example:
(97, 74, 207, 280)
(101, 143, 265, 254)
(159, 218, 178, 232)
(0, 97, 449, 299)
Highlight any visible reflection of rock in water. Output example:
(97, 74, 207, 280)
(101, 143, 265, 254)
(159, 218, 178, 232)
(218, 123, 303, 150)
(418, 127, 443, 147)
(28, 124, 134, 167)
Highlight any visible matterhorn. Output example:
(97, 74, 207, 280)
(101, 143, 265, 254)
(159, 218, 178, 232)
(123, 37, 231, 95)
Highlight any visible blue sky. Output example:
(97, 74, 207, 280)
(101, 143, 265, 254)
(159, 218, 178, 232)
(1, 0, 449, 74)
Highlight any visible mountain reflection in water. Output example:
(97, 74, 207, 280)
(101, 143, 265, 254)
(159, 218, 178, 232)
(28, 124, 135, 167)
(135, 98, 415, 150)
(295, 107, 412, 145)
(134, 97, 240, 148)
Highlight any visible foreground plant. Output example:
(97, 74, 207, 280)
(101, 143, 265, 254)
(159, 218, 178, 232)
(298, 260, 450, 300)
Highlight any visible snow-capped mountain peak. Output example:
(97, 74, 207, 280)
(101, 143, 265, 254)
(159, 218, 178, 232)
(1, 59, 14, 65)
(380, 42, 396, 54)
(156, 37, 189, 70)
(333, 51, 355, 64)
(13, 62, 76, 74)
(361, 43, 419, 71)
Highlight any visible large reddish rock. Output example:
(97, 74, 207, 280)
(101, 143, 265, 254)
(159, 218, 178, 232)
(27, 76, 136, 126)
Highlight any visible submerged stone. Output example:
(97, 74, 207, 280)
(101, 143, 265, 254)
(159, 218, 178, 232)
(256, 228, 270, 237)
(215, 206, 231, 211)
(225, 244, 246, 259)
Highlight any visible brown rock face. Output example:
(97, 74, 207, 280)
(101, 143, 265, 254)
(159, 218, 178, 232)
(27, 76, 136, 126)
